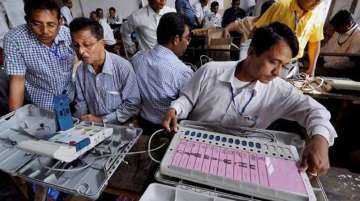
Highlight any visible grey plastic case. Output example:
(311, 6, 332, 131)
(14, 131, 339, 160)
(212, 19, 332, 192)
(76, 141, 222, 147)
(0, 105, 141, 200)
(152, 120, 329, 201)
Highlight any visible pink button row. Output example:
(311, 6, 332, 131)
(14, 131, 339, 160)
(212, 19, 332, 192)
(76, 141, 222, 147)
(171, 140, 269, 186)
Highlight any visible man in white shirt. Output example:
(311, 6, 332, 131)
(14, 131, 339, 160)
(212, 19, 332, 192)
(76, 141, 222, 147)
(121, 0, 176, 55)
(95, 8, 107, 25)
(90, 11, 116, 50)
(240, 0, 256, 16)
(163, 22, 337, 177)
(60, 0, 73, 26)
(194, 0, 209, 27)
(321, 10, 360, 70)
(204, 1, 222, 28)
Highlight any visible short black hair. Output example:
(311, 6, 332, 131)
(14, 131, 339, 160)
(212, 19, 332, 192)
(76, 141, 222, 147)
(109, 7, 116, 12)
(96, 8, 103, 13)
(260, 0, 275, 15)
(211, 1, 219, 9)
(90, 11, 97, 16)
(157, 13, 186, 45)
(24, 0, 61, 21)
(250, 22, 299, 58)
(330, 10, 354, 28)
(69, 17, 104, 40)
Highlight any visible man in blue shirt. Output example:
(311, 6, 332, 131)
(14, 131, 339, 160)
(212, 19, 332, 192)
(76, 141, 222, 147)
(176, 0, 198, 28)
(132, 13, 193, 134)
(4, 0, 74, 111)
(70, 17, 141, 124)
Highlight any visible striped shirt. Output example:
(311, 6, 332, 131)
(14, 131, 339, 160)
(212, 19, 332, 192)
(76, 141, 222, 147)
(74, 51, 140, 124)
(4, 24, 74, 110)
(132, 45, 193, 124)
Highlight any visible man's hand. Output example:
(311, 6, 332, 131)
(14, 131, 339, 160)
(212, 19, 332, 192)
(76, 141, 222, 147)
(300, 135, 330, 177)
(223, 28, 231, 39)
(305, 68, 315, 78)
(80, 114, 103, 123)
(162, 108, 178, 132)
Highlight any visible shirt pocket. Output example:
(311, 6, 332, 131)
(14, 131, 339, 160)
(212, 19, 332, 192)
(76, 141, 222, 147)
(104, 89, 122, 111)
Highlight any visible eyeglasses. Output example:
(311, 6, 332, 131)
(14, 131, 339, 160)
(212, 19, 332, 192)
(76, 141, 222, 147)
(180, 35, 191, 43)
(72, 41, 99, 51)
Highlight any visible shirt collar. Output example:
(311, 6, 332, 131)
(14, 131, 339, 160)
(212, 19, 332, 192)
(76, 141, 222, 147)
(147, 5, 168, 16)
(87, 50, 114, 75)
(290, 0, 313, 18)
(344, 23, 359, 35)
(217, 61, 260, 95)
(154, 44, 177, 58)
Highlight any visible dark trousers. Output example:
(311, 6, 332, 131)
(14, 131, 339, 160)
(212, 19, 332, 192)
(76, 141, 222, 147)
(137, 116, 163, 136)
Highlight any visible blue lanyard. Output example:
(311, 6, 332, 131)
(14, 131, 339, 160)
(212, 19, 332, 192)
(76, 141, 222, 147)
(49, 45, 73, 60)
(231, 87, 255, 114)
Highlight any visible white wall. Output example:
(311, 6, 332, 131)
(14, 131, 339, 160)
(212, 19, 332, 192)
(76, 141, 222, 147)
(77, 0, 140, 19)
(1, 0, 25, 28)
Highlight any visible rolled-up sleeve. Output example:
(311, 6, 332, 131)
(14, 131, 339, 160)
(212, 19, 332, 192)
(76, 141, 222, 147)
(4, 34, 26, 76)
(276, 82, 337, 145)
(103, 61, 140, 123)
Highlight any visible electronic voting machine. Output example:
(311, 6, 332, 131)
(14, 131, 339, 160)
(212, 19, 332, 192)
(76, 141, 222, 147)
(0, 104, 142, 200)
(141, 122, 328, 201)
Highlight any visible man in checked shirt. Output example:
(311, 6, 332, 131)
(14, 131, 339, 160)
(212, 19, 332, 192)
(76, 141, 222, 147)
(4, 0, 75, 111)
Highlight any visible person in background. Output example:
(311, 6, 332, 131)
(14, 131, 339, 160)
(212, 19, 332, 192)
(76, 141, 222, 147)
(96, 8, 107, 24)
(60, 0, 73, 26)
(240, 0, 256, 16)
(320, 10, 360, 70)
(90, 11, 117, 52)
(4, 0, 74, 111)
(163, 22, 337, 178)
(194, 0, 210, 28)
(121, 0, 175, 55)
(175, 0, 198, 28)
(223, 0, 275, 60)
(224, 0, 275, 40)
(70, 17, 140, 124)
(221, 0, 245, 28)
(204, 1, 222, 28)
(254, 0, 326, 78)
(132, 13, 193, 134)
(107, 7, 122, 27)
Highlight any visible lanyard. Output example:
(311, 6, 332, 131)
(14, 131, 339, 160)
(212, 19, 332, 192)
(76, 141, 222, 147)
(49, 44, 73, 60)
(231, 87, 255, 114)
(294, 11, 299, 32)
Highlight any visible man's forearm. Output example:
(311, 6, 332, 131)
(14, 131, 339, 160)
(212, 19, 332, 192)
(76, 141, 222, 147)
(8, 75, 25, 111)
(224, 21, 239, 33)
(307, 41, 321, 76)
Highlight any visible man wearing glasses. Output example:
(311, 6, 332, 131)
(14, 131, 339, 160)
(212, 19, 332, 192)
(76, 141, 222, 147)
(132, 13, 193, 134)
(4, 0, 74, 111)
(163, 22, 337, 177)
(70, 17, 141, 124)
